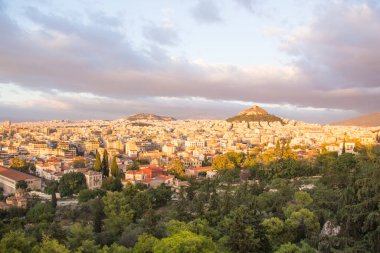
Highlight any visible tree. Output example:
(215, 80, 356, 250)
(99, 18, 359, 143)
(101, 176, 123, 192)
(0, 231, 36, 253)
(103, 191, 134, 236)
(26, 202, 55, 223)
(262, 217, 287, 249)
(73, 158, 86, 168)
(133, 233, 159, 253)
(202, 156, 211, 167)
(219, 205, 271, 253)
(283, 191, 313, 218)
(10, 157, 28, 172)
(153, 230, 217, 253)
(78, 188, 106, 203)
(148, 184, 172, 208)
(285, 208, 320, 241)
(102, 149, 110, 177)
(94, 150, 102, 172)
(31, 236, 70, 253)
(243, 155, 256, 168)
(225, 151, 244, 167)
(110, 157, 120, 177)
(16, 180, 28, 189)
(74, 239, 99, 253)
(168, 158, 185, 176)
(187, 219, 220, 240)
(58, 172, 87, 197)
(131, 191, 152, 220)
(89, 198, 105, 233)
(67, 223, 94, 250)
(99, 243, 131, 253)
(274, 241, 316, 253)
(212, 155, 235, 170)
(46, 181, 59, 209)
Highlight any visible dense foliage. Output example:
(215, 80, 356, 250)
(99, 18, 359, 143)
(1, 145, 379, 252)
(58, 172, 87, 197)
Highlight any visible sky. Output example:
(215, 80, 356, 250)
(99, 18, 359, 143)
(1, 0, 380, 123)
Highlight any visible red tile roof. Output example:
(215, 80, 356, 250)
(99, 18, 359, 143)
(189, 166, 213, 172)
(0, 166, 40, 182)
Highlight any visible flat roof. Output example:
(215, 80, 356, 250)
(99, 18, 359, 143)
(0, 166, 40, 182)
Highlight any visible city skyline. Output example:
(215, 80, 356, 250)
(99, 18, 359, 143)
(1, 0, 380, 123)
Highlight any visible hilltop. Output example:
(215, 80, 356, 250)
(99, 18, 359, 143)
(226, 105, 283, 123)
(126, 113, 176, 121)
(333, 112, 380, 127)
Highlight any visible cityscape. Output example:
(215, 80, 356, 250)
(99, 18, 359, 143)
(1, 0, 380, 253)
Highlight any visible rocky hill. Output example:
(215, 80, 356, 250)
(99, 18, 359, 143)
(226, 105, 283, 123)
(333, 112, 380, 127)
(126, 113, 176, 121)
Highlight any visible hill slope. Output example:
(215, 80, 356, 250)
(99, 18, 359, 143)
(226, 105, 283, 123)
(127, 113, 176, 121)
(333, 112, 380, 127)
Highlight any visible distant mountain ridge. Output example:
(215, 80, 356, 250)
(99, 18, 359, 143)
(126, 113, 176, 121)
(333, 112, 380, 127)
(227, 105, 283, 123)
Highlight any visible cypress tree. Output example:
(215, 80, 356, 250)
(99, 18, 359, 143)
(102, 149, 109, 177)
(94, 150, 102, 172)
(110, 157, 119, 177)
(52, 189, 57, 209)
(342, 139, 346, 154)
(51, 182, 58, 209)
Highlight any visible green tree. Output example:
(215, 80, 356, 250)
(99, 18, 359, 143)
(16, 180, 28, 189)
(58, 172, 87, 197)
(103, 191, 134, 236)
(110, 157, 120, 177)
(131, 191, 152, 220)
(74, 239, 99, 253)
(168, 158, 185, 176)
(187, 219, 220, 240)
(31, 236, 70, 253)
(165, 220, 189, 236)
(94, 150, 102, 172)
(102, 149, 110, 177)
(0, 231, 36, 253)
(78, 188, 106, 203)
(26, 202, 55, 223)
(262, 217, 287, 249)
(99, 243, 131, 253)
(153, 230, 217, 253)
(101, 176, 123, 192)
(285, 208, 320, 241)
(219, 205, 271, 253)
(67, 223, 94, 250)
(283, 191, 313, 218)
(46, 181, 59, 209)
(89, 198, 105, 233)
(274, 241, 316, 253)
(133, 233, 159, 253)
(148, 184, 172, 208)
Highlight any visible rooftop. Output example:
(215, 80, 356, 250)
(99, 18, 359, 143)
(0, 166, 40, 182)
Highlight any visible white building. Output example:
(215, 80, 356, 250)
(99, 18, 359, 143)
(84, 170, 102, 189)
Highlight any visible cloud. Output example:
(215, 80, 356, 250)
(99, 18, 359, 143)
(283, 3, 380, 89)
(0, 1, 379, 123)
(0, 84, 356, 123)
(88, 11, 122, 27)
(191, 0, 223, 24)
(143, 22, 179, 46)
(234, 0, 259, 12)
